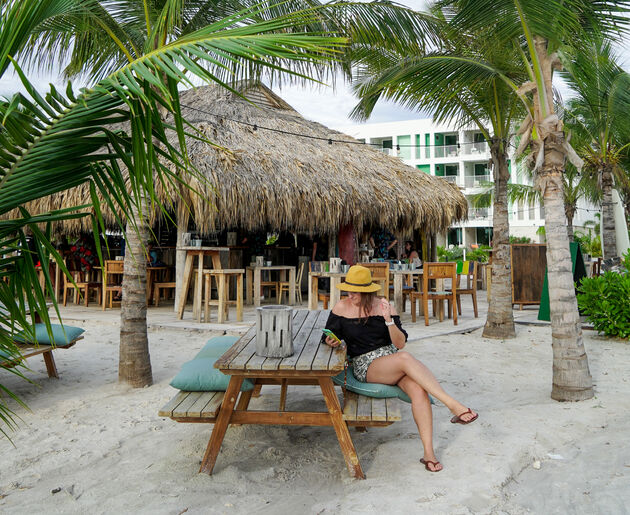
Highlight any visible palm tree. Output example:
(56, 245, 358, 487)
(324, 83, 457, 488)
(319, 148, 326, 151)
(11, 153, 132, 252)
(441, 0, 630, 401)
(0, 0, 352, 431)
(561, 38, 630, 258)
(351, 6, 527, 339)
(8, 0, 431, 388)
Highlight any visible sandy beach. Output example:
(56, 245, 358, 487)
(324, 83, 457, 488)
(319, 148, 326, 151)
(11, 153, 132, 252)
(1, 306, 629, 514)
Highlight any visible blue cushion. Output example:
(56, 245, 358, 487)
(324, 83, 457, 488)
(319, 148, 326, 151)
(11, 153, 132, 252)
(170, 358, 254, 392)
(194, 335, 240, 360)
(14, 323, 84, 346)
(332, 364, 412, 403)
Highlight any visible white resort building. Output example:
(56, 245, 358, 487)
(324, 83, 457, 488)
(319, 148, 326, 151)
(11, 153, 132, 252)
(340, 118, 593, 248)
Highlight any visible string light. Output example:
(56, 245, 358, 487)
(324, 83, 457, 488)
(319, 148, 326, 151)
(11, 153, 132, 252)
(179, 103, 507, 149)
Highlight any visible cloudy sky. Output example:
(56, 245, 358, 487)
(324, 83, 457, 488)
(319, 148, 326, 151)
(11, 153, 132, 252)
(1, 0, 627, 131)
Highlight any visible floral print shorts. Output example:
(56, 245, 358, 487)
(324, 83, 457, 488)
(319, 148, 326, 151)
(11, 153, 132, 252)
(351, 344, 398, 382)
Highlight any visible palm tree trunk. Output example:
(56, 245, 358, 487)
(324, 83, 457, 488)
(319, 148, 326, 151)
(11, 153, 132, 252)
(119, 200, 152, 387)
(538, 129, 593, 401)
(600, 164, 617, 258)
(483, 141, 515, 338)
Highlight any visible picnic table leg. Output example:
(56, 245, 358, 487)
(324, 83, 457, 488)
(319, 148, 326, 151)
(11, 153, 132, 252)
(42, 351, 59, 379)
(177, 254, 193, 319)
(199, 375, 243, 474)
(318, 377, 365, 479)
(279, 378, 288, 411)
(194, 253, 204, 323)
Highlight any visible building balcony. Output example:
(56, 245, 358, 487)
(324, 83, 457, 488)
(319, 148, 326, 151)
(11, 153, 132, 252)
(468, 207, 491, 220)
(462, 142, 489, 156)
(440, 175, 459, 185)
(434, 144, 459, 159)
(464, 174, 492, 188)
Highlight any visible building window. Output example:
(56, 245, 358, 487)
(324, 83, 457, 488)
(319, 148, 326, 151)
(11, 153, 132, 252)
(415, 134, 421, 159)
(425, 134, 430, 158)
(448, 228, 462, 246)
(476, 227, 493, 246)
(416, 164, 430, 174)
(517, 200, 524, 220)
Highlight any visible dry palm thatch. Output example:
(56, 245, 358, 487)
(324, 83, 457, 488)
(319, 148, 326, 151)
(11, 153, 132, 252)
(10, 83, 467, 236)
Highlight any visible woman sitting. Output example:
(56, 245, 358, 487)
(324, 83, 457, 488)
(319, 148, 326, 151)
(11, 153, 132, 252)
(323, 265, 477, 473)
(402, 240, 420, 262)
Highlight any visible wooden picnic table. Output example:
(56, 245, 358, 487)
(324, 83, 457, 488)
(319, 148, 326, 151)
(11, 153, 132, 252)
(245, 265, 296, 307)
(202, 309, 366, 479)
(176, 246, 229, 321)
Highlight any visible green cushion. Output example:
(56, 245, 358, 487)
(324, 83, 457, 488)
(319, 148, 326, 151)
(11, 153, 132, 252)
(332, 364, 412, 403)
(194, 335, 240, 360)
(170, 358, 254, 392)
(14, 323, 84, 345)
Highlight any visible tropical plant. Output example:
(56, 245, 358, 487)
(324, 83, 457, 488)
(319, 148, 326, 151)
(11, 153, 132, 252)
(18, 0, 431, 389)
(439, 0, 630, 401)
(509, 236, 532, 244)
(351, 3, 528, 339)
(577, 270, 630, 339)
(562, 37, 630, 258)
(0, 0, 358, 433)
(437, 245, 464, 262)
(466, 245, 490, 263)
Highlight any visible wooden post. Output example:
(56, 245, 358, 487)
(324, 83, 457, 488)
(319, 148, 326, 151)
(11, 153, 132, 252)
(174, 210, 189, 313)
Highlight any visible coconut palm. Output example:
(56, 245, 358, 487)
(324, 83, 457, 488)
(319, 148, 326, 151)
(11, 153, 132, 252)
(561, 38, 630, 258)
(4, 0, 432, 390)
(351, 6, 527, 339)
(440, 0, 630, 401)
(0, 0, 356, 432)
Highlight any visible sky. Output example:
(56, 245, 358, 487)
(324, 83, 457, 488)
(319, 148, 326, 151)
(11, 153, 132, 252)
(1, 0, 628, 131)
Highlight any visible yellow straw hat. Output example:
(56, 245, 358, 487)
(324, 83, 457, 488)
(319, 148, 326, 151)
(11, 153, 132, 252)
(336, 265, 381, 293)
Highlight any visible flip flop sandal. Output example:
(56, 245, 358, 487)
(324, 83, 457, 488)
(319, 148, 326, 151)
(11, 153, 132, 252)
(450, 407, 478, 425)
(420, 458, 442, 472)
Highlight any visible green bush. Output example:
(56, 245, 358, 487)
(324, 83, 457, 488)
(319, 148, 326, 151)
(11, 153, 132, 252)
(437, 245, 463, 262)
(577, 271, 630, 339)
(509, 236, 532, 244)
(466, 245, 491, 263)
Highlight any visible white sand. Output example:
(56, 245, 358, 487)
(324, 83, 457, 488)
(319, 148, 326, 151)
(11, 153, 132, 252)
(1, 317, 629, 514)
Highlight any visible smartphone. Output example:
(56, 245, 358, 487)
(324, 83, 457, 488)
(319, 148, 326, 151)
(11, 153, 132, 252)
(322, 328, 342, 345)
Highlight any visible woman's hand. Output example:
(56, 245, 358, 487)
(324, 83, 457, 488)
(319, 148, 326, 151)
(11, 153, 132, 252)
(325, 335, 342, 348)
(380, 298, 393, 322)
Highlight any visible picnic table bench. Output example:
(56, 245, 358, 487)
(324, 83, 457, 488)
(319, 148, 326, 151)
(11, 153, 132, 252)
(158, 310, 403, 479)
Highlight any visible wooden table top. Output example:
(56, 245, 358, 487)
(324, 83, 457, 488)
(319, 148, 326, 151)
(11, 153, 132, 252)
(215, 309, 345, 375)
(246, 265, 295, 271)
(177, 246, 230, 252)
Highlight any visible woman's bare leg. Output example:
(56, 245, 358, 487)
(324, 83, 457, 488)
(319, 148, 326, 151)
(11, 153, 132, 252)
(366, 351, 476, 422)
(397, 376, 442, 471)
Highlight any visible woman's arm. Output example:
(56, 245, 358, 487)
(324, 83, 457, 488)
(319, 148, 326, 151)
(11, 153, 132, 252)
(379, 298, 406, 349)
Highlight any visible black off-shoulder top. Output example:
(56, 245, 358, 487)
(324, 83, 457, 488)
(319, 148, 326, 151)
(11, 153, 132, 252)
(323, 311, 408, 358)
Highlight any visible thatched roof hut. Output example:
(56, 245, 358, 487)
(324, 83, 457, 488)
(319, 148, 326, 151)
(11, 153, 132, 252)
(14, 83, 467, 236)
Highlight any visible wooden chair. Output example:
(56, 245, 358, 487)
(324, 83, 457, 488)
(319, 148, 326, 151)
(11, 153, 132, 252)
(278, 262, 305, 304)
(153, 282, 176, 306)
(455, 261, 478, 317)
(260, 269, 279, 302)
(410, 262, 457, 326)
(102, 260, 124, 310)
(362, 262, 390, 299)
(62, 266, 101, 307)
(389, 273, 416, 312)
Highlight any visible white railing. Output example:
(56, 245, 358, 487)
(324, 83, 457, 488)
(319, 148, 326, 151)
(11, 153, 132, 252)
(441, 175, 459, 185)
(434, 144, 459, 158)
(463, 142, 489, 155)
(379, 147, 395, 156)
(464, 174, 491, 188)
(468, 208, 490, 220)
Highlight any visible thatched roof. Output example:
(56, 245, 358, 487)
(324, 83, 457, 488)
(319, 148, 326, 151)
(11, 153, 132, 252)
(13, 83, 467, 236)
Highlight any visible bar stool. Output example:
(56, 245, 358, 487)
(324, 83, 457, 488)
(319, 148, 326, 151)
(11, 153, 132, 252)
(203, 269, 244, 323)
